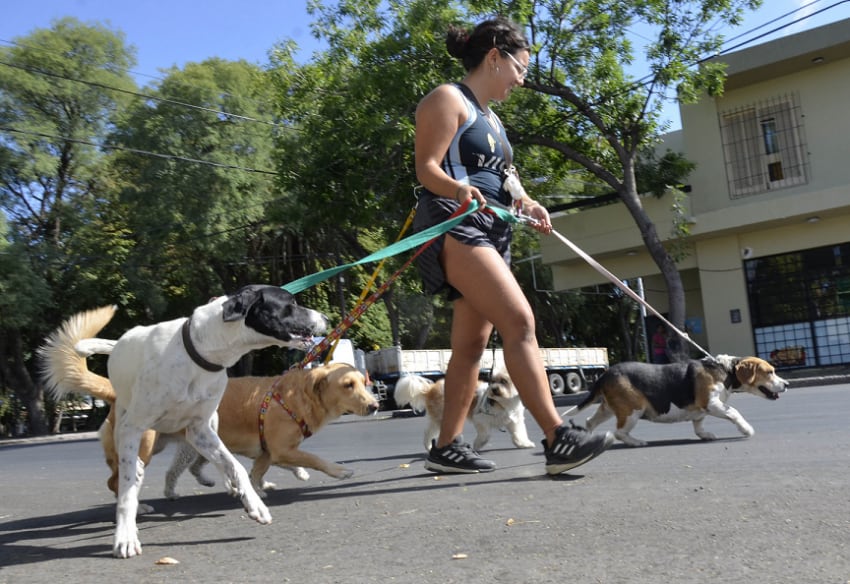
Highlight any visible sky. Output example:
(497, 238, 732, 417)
(3, 0, 850, 128)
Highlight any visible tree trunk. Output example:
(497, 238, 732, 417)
(618, 178, 687, 356)
(7, 329, 48, 435)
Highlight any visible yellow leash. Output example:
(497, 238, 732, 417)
(323, 207, 417, 364)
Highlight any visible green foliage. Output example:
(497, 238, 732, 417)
(266, 0, 469, 346)
(0, 237, 51, 330)
(269, 0, 458, 233)
(107, 58, 283, 316)
(0, 18, 137, 320)
(0, 17, 137, 233)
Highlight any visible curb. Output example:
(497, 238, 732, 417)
(0, 430, 98, 447)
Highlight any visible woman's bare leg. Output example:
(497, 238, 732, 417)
(441, 237, 562, 444)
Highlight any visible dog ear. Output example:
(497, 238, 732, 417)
(735, 359, 758, 386)
(310, 366, 331, 394)
(221, 286, 263, 322)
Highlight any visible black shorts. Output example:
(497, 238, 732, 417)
(411, 192, 512, 300)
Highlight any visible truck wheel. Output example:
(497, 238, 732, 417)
(548, 373, 566, 395)
(565, 372, 583, 393)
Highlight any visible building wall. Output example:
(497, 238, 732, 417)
(544, 18, 850, 360)
(681, 55, 850, 217)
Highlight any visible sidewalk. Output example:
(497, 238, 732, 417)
(780, 364, 850, 388)
(0, 429, 99, 447)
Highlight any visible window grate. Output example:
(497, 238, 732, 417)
(718, 93, 809, 199)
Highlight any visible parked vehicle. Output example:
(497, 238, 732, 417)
(366, 345, 609, 410)
(306, 339, 609, 410)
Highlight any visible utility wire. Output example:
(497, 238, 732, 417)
(713, 0, 848, 55)
(0, 58, 281, 128)
(530, 0, 849, 147)
(0, 35, 280, 112)
(0, 126, 279, 175)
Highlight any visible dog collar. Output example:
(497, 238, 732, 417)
(181, 318, 225, 372)
(258, 390, 312, 452)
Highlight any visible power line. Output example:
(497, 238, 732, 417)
(532, 1, 850, 144)
(0, 35, 283, 124)
(715, 0, 849, 55)
(0, 58, 281, 128)
(0, 126, 279, 175)
(629, 0, 849, 94)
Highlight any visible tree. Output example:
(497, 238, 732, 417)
(267, 0, 463, 348)
(499, 0, 760, 354)
(0, 18, 137, 434)
(107, 58, 287, 318)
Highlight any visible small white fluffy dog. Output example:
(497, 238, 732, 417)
(394, 368, 535, 451)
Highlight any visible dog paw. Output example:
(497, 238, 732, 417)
(696, 431, 717, 441)
(329, 465, 354, 480)
(138, 502, 156, 514)
(195, 474, 216, 488)
(261, 480, 278, 490)
(738, 423, 755, 437)
(616, 433, 647, 447)
(514, 439, 536, 448)
(113, 531, 142, 559)
(242, 496, 272, 525)
(292, 467, 310, 481)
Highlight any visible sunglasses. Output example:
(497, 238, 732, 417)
(502, 51, 528, 80)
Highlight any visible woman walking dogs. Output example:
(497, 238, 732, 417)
(412, 17, 613, 475)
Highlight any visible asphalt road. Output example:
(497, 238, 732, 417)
(1, 384, 849, 584)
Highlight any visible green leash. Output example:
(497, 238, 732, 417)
(281, 200, 517, 294)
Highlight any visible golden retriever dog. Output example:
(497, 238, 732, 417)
(394, 368, 535, 452)
(164, 364, 380, 498)
(563, 355, 788, 446)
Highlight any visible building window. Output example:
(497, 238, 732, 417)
(719, 94, 808, 198)
(746, 243, 850, 369)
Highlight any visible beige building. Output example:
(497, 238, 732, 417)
(543, 18, 850, 369)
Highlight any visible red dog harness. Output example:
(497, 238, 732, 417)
(258, 390, 311, 452)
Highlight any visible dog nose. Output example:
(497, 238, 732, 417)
(367, 402, 379, 414)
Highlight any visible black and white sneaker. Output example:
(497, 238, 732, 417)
(542, 422, 614, 475)
(424, 436, 496, 474)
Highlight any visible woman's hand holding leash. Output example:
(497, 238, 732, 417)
(524, 202, 552, 235)
(454, 183, 487, 209)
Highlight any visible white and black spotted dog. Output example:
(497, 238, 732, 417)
(43, 285, 327, 559)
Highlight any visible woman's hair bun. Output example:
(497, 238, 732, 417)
(446, 25, 470, 58)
